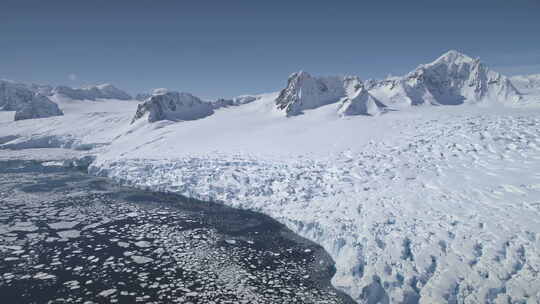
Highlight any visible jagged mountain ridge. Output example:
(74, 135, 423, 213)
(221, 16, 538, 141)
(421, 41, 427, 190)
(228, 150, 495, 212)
(1, 50, 533, 123)
(275, 71, 366, 116)
(53, 83, 132, 100)
(367, 50, 521, 107)
(276, 50, 524, 117)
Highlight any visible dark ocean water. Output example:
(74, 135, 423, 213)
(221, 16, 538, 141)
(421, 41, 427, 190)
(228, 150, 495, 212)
(0, 160, 354, 304)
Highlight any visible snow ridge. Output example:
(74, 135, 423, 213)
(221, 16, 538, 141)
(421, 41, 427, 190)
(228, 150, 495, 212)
(53, 84, 132, 100)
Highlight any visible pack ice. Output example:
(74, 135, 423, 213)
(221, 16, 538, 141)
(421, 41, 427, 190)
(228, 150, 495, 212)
(1, 50, 540, 304)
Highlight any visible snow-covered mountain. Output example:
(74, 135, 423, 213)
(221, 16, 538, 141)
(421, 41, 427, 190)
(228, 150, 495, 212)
(338, 88, 385, 116)
(27, 84, 54, 96)
(274, 51, 522, 118)
(0, 80, 36, 111)
(132, 91, 214, 123)
(368, 50, 522, 107)
(212, 95, 258, 109)
(0, 80, 63, 121)
(53, 83, 132, 100)
(275, 71, 363, 116)
(14, 94, 64, 121)
(510, 74, 540, 89)
(510, 74, 540, 100)
(134, 93, 151, 101)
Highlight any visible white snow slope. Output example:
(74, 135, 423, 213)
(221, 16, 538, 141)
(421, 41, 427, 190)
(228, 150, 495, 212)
(1, 52, 540, 304)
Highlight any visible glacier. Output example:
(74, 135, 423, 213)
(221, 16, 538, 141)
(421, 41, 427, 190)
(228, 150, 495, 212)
(1, 50, 540, 303)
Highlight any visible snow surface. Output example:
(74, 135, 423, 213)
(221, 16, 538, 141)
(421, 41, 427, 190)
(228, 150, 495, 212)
(1, 51, 540, 303)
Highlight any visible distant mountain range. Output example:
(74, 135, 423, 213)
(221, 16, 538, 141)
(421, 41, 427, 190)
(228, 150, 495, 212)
(1, 50, 539, 122)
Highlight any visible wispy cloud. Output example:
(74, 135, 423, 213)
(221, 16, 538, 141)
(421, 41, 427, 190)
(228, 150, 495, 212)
(68, 73, 78, 81)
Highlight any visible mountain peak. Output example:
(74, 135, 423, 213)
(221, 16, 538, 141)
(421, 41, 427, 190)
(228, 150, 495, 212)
(132, 91, 214, 123)
(431, 50, 475, 66)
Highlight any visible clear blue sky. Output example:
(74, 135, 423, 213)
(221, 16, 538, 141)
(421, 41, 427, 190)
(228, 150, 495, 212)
(1, 0, 539, 99)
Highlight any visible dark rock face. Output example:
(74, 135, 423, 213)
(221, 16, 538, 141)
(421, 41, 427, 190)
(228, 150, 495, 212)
(132, 91, 214, 123)
(14, 94, 64, 121)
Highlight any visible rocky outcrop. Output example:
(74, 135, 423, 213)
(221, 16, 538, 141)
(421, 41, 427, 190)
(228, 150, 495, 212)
(14, 94, 64, 121)
(132, 91, 214, 123)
